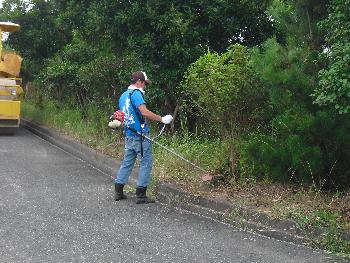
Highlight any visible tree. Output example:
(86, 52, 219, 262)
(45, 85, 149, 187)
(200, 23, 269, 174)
(2, 0, 276, 114)
(313, 0, 350, 114)
(76, 0, 275, 113)
(0, 0, 66, 80)
(268, 0, 329, 48)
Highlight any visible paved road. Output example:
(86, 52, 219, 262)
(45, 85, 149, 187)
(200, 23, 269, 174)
(0, 128, 348, 263)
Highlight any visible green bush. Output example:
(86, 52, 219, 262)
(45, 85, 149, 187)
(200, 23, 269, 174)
(181, 44, 267, 138)
(313, 0, 350, 114)
(242, 38, 350, 187)
(78, 53, 143, 110)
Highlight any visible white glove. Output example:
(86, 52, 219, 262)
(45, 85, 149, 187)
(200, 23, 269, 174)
(108, 119, 122, 129)
(161, 115, 173, 124)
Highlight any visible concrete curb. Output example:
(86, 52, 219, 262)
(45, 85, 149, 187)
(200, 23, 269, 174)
(21, 119, 350, 250)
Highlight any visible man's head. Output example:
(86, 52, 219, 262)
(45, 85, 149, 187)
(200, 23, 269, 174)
(131, 71, 151, 89)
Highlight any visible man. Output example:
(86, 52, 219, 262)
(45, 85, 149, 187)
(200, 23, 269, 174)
(114, 71, 173, 204)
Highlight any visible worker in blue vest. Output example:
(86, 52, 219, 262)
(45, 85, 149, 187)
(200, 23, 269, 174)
(115, 71, 173, 204)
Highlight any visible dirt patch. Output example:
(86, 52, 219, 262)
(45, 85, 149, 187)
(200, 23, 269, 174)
(331, 193, 350, 224)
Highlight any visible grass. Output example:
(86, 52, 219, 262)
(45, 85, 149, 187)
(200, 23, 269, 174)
(22, 100, 125, 157)
(290, 208, 350, 257)
(153, 134, 227, 180)
(21, 100, 350, 258)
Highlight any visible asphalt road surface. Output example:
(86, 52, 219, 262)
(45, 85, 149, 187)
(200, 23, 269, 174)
(0, 128, 348, 263)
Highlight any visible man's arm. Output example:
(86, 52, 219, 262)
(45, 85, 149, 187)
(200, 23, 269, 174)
(138, 104, 162, 122)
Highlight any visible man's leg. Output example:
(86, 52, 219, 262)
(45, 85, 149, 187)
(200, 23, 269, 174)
(114, 137, 136, 200)
(135, 139, 155, 204)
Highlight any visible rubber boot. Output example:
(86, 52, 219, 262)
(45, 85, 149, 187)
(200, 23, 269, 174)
(115, 183, 127, 201)
(135, 187, 155, 204)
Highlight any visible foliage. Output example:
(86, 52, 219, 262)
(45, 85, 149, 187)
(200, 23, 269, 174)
(0, 0, 66, 80)
(250, 38, 316, 114)
(2, 0, 275, 114)
(37, 33, 144, 112)
(244, 38, 350, 187)
(289, 208, 350, 257)
(181, 44, 267, 138)
(38, 34, 97, 109)
(268, 0, 328, 47)
(78, 53, 143, 111)
(313, 0, 350, 114)
(321, 226, 350, 257)
(245, 110, 350, 186)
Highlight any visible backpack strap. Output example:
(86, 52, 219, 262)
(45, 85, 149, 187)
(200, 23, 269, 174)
(129, 89, 145, 157)
(129, 89, 145, 125)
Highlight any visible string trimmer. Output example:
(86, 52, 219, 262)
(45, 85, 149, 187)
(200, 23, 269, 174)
(109, 111, 213, 180)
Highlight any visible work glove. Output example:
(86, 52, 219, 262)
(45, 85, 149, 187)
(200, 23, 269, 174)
(108, 119, 122, 129)
(161, 115, 173, 124)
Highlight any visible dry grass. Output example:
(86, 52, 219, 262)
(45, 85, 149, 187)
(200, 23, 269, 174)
(153, 166, 350, 232)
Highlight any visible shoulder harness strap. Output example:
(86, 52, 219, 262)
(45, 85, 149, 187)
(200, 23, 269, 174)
(129, 89, 145, 125)
(129, 89, 145, 157)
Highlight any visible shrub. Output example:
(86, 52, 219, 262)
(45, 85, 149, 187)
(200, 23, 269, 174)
(181, 44, 267, 138)
(313, 0, 350, 114)
(243, 39, 350, 187)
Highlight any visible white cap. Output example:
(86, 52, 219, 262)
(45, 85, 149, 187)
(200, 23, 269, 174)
(141, 71, 151, 84)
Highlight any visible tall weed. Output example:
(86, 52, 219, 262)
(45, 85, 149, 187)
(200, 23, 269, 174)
(153, 134, 228, 181)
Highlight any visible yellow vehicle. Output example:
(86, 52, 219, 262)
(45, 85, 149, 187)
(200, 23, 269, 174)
(0, 22, 23, 134)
